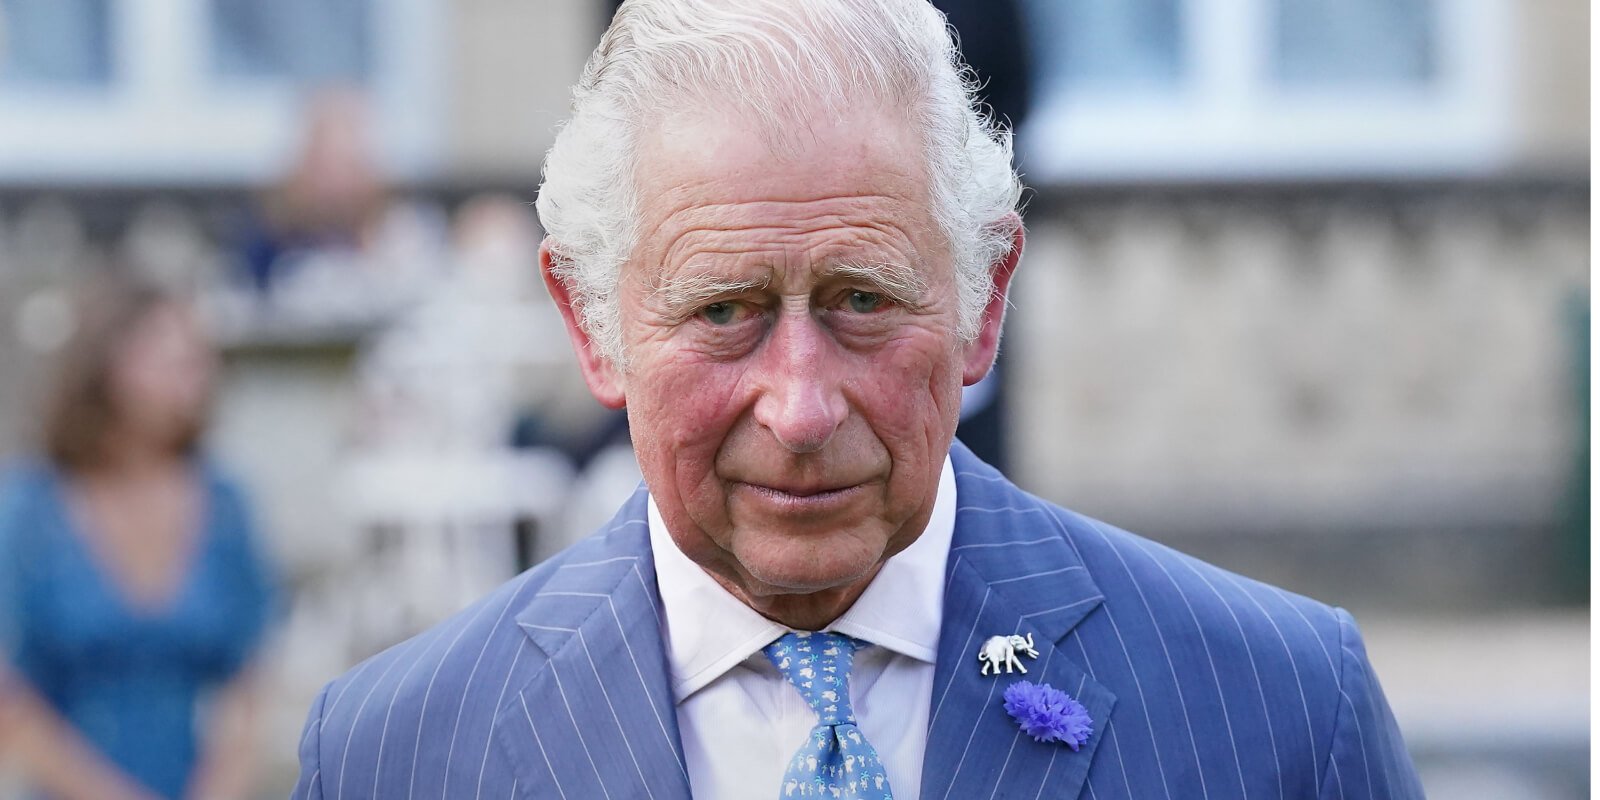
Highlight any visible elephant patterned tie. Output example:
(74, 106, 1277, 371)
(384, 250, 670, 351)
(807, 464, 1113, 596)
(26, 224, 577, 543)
(762, 631, 894, 799)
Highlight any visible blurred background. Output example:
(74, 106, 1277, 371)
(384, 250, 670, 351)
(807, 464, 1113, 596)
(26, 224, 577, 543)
(0, 0, 1586, 797)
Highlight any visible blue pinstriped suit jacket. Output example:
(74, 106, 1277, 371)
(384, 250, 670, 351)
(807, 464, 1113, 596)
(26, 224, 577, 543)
(294, 443, 1423, 799)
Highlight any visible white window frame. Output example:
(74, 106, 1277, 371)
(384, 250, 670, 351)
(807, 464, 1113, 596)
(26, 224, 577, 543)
(0, 0, 445, 184)
(1021, 0, 1515, 182)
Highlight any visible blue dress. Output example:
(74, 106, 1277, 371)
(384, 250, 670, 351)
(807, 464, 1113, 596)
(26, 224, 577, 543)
(0, 460, 277, 800)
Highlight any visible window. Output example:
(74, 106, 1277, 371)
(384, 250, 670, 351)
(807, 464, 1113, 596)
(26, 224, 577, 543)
(0, 0, 113, 88)
(1019, 0, 1513, 181)
(0, 0, 442, 183)
(209, 0, 372, 85)
(1025, 0, 1184, 92)
(1273, 0, 1435, 87)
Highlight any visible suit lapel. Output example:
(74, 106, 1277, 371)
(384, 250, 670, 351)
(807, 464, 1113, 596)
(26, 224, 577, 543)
(921, 445, 1117, 800)
(489, 490, 693, 799)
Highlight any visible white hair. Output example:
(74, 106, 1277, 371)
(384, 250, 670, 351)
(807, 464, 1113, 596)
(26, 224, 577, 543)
(536, 0, 1023, 366)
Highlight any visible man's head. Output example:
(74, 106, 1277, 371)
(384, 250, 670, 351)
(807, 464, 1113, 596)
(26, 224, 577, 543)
(537, 0, 1024, 626)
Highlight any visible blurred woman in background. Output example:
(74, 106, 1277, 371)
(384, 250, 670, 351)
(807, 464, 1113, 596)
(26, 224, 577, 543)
(0, 274, 277, 799)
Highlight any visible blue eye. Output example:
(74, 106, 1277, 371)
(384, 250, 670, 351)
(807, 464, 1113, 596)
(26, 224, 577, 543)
(846, 291, 884, 313)
(701, 302, 738, 325)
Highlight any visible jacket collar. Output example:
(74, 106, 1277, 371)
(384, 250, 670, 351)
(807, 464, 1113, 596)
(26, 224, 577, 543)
(492, 487, 694, 799)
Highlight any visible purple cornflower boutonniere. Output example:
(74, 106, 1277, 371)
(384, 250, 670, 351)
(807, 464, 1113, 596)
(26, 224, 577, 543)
(1003, 681, 1093, 750)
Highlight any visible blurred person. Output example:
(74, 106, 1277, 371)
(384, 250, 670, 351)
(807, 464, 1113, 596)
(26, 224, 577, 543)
(235, 89, 389, 297)
(296, 2, 1421, 798)
(0, 274, 278, 800)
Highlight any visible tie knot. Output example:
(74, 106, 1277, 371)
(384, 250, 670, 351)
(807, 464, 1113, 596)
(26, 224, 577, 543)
(762, 631, 863, 725)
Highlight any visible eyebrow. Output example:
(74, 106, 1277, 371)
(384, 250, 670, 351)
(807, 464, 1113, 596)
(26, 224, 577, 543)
(650, 273, 772, 315)
(825, 261, 928, 306)
(648, 260, 928, 316)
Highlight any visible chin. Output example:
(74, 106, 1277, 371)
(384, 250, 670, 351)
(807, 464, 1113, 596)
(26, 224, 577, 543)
(732, 527, 886, 594)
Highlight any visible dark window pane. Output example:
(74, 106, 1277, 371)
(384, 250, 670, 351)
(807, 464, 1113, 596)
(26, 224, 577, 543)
(210, 0, 371, 84)
(1022, 0, 1183, 91)
(0, 0, 112, 87)
(1274, 0, 1436, 87)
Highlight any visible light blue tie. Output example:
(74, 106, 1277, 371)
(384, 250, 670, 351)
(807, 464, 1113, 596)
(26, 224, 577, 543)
(763, 631, 894, 799)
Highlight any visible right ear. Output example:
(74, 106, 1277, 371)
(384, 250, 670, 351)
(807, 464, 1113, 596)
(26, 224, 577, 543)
(540, 237, 626, 409)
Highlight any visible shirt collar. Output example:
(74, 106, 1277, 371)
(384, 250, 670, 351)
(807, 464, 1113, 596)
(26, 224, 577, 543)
(648, 456, 956, 703)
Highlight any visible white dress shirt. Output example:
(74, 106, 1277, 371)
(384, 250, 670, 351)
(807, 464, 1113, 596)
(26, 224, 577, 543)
(647, 457, 955, 799)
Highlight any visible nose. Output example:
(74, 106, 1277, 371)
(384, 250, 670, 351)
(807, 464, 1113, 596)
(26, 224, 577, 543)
(751, 312, 848, 454)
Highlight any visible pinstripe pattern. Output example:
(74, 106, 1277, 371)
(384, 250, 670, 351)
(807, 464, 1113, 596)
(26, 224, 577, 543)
(294, 443, 1421, 799)
(921, 445, 1420, 799)
(295, 487, 691, 800)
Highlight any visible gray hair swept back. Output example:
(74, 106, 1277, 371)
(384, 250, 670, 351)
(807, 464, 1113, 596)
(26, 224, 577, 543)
(536, 0, 1024, 366)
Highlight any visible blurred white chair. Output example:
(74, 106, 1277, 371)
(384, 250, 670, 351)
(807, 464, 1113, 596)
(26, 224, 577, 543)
(336, 446, 574, 651)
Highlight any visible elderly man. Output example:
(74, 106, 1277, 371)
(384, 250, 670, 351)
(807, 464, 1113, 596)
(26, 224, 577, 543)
(295, 1, 1423, 798)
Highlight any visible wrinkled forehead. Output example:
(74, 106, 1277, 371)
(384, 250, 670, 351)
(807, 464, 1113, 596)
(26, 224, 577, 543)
(629, 101, 941, 256)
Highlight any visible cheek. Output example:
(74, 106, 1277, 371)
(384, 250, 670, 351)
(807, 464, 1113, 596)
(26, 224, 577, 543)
(852, 338, 964, 439)
(108, 362, 164, 420)
(631, 355, 748, 448)
(165, 358, 212, 403)
(626, 354, 754, 507)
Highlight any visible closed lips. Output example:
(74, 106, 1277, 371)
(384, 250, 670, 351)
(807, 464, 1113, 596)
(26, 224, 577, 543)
(740, 482, 860, 498)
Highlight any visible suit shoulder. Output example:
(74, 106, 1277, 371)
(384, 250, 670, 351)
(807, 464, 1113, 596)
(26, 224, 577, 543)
(310, 537, 607, 742)
(315, 582, 515, 735)
(1045, 502, 1347, 679)
(310, 489, 649, 726)
(299, 523, 640, 795)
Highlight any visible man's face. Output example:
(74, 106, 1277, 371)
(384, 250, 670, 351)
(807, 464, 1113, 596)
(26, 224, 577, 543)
(548, 105, 1017, 616)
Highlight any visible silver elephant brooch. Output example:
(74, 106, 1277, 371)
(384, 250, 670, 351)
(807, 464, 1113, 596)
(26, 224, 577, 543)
(977, 632, 1039, 675)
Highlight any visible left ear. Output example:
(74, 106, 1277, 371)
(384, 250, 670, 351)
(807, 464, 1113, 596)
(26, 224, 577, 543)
(962, 213, 1024, 385)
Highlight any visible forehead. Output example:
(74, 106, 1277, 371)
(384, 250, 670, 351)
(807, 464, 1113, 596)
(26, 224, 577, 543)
(630, 105, 940, 269)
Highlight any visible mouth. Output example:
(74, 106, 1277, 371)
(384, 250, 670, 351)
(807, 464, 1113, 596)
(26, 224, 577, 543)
(732, 480, 868, 514)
